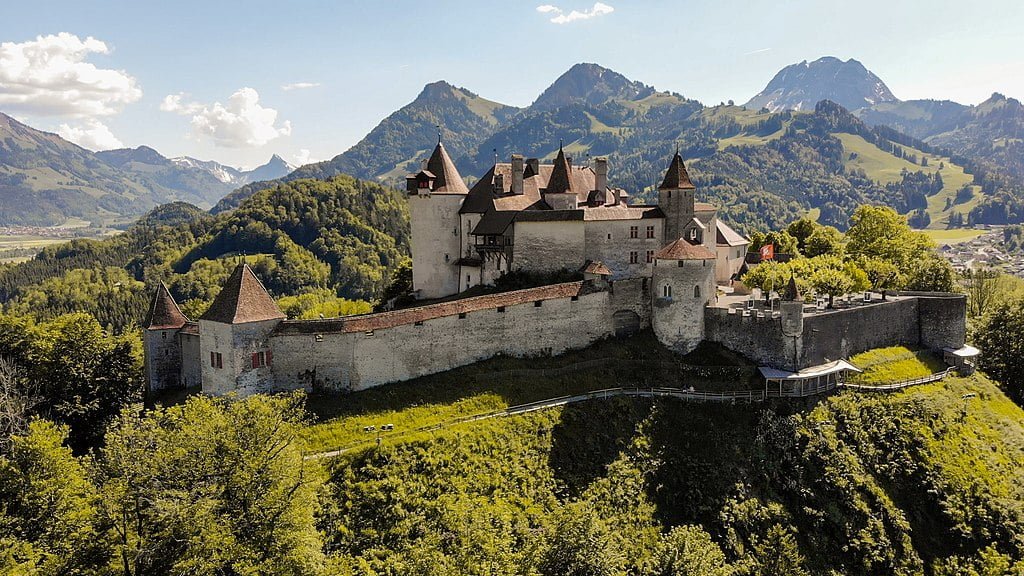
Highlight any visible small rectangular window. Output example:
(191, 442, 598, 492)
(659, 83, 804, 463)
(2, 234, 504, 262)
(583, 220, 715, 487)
(497, 306, 506, 313)
(646, 225, 655, 239)
(458, 312, 467, 319)
(570, 295, 579, 302)
(630, 251, 639, 264)
(414, 320, 424, 326)
(646, 250, 654, 263)
(534, 301, 542, 307)
(629, 226, 638, 239)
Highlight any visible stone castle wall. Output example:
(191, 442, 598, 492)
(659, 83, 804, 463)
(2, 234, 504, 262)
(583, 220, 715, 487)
(144, 328, 182, 392)
(705, 294, 968, 371)
(269, 278, 650, 393)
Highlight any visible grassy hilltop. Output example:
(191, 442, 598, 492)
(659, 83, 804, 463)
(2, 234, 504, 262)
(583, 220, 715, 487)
(317, 366, 1024, 575)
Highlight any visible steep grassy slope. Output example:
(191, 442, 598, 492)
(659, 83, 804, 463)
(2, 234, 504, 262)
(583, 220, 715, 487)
(835, 133, 979, 228)
(317, 369, 1024, 574)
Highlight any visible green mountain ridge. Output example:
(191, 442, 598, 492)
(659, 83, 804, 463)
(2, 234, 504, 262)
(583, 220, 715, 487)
(0, 113, 294, 226)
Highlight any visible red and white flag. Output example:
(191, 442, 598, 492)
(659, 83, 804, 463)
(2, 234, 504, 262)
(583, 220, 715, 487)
(759, 243, 774, 261)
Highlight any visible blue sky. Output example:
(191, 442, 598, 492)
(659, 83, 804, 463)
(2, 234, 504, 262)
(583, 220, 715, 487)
(1, 0, 1021, 169)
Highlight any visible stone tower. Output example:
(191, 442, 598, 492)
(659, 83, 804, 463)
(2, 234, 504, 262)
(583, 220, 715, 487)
(198, 263, 286, 396)
(651, 238, 717, 354)
(407, 140, 469, 300)
(658, 150, 697, 244)
(142, 282, 188, 394)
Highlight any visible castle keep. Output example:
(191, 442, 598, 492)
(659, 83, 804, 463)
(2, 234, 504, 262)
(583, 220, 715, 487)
(144, 142, 967, 396)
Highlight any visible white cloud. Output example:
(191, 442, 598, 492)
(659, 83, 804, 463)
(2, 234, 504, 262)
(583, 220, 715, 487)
(0, 32, 142, 118)
(292, 148, 318, 166)
(58, 119, 124, 151)
(542, 2, 614, 24)
(281, 82, 320, 91)
(161, 87, 292, 148)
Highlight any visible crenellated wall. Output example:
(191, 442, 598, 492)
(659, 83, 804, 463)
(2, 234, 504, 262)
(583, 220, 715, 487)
(705, 294, 967, 371)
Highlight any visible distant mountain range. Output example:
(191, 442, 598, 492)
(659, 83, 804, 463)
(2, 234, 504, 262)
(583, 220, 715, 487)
(745, 57, 898, 113)
(219, 59, 1021, 231)
(0, 112, 294, 226)
(4, 57, 1022, 230)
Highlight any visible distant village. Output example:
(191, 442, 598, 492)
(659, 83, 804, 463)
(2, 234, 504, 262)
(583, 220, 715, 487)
(937, 227, 1024, 276)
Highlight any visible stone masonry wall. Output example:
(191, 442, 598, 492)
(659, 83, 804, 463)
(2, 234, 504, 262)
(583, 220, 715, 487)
(179, 332, 202, 389)
(270, 286, 631, 392)
(706, 295, 968, 370)
(704, 308, 794, 368)
(800, 298, 920, 367)
(144, 328, 182, 392)
(513, 220, 585, 273)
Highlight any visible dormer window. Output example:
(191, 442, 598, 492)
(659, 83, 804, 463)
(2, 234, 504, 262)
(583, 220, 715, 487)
(689, 228, 699, 242)
(418, 180, 429, 189)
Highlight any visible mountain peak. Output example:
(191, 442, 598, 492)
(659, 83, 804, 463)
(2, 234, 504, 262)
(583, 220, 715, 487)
(531, 62, 655, 111)
(745, 56, 898, 113)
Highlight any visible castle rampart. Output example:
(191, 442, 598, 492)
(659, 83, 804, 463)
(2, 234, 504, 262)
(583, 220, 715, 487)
(268, 278, 651, 392)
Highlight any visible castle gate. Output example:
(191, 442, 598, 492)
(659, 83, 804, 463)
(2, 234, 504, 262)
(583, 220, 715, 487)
(613, 310, 641, 337)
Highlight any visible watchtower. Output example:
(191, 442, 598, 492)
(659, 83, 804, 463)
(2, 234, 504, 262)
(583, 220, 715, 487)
(406, 139, 468, 299)
(651, 238, 717, 354)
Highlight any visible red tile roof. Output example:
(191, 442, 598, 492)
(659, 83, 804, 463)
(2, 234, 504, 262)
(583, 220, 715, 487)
(273, 281, 589, 334)
(582, 261, 612, 275)
(655, 238, 716, 260)
(144, 282, 188, 330)
(200, 263, 285, 324)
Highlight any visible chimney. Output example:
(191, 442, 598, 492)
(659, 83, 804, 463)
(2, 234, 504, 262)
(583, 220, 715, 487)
(595, 157, 610, 204)
(511, 154, 524, 195)
(526, 157, 540, 177)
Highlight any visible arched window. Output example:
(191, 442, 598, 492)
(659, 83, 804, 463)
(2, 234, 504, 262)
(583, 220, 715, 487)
(694, 285, 701, 298)
(663, 284, 672, 298)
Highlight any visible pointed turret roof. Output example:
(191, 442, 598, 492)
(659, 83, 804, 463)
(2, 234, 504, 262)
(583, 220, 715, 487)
(658, 151, 696, 190)
(424, 141, 468, 194)
(784, 275, 801, 301)
(654, 238, 716, 260)
(200, 263, 285, 324)
(144, 282, 188, 330)
(545, 145, 573, 195)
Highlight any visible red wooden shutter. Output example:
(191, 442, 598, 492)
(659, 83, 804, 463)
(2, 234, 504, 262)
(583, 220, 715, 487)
(266, 350, 273, 366)
(252, 353, 259, 369)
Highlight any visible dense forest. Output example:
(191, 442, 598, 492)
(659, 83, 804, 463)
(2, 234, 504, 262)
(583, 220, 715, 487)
(0, 174, 409, 331)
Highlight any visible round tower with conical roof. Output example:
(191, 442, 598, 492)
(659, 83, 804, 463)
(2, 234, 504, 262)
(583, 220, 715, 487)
(406, 139, 469, 299)
(651, 237, 717, 354)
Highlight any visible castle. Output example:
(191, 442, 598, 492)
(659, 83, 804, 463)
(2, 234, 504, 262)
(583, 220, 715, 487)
(144, 142, 968, 396)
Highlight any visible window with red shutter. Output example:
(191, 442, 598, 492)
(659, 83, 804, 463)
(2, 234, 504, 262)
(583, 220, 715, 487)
(252, 353, 259, 369)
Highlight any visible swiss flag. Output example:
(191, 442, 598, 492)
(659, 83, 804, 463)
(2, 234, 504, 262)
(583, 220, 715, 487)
(759, 243, 774, 261)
